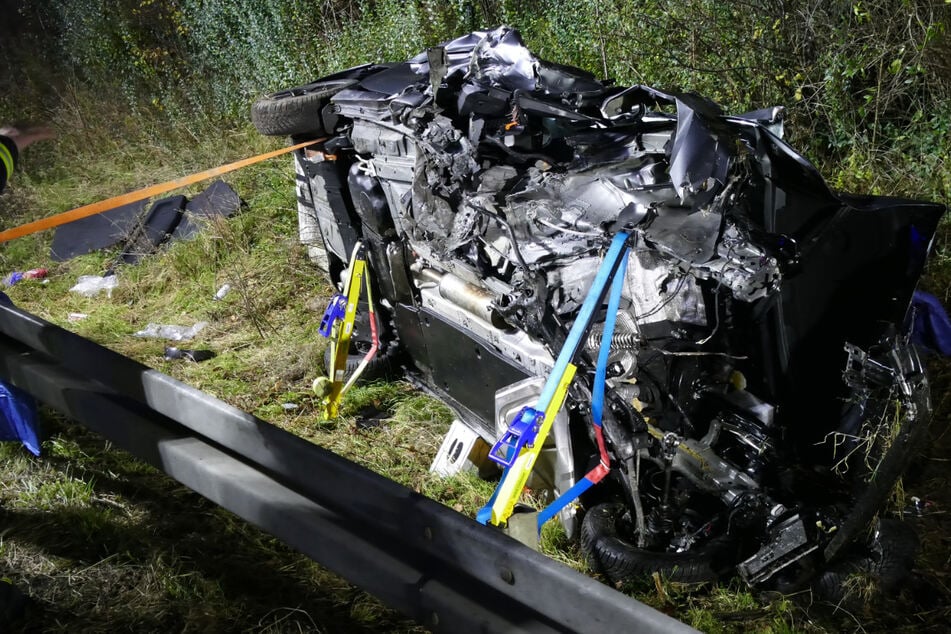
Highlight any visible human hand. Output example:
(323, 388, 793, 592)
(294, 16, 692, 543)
(0, 125, 56, 152)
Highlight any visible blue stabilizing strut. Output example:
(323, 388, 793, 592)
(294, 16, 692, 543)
(0, 292, 40, 455)
(591, 245, 630, 432)
(476, 232, 631, 526)
(536, 245, 629, 529)
(533, 232, 632, 413)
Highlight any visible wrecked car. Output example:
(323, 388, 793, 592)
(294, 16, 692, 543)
(252, 27, 945, 591)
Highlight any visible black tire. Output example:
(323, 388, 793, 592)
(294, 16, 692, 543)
(823, 370, 931, 562)
(813, 518, 919, 603)
(0, 579, 32, 624)
(580, 502, 736, 584)
(251, 79, 356, 136)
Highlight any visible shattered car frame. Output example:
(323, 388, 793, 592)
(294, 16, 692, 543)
(253, 27, 944, 590)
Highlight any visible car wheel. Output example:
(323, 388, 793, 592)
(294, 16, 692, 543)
(822, 366, 931, 563)
(813, 518, 919, 604)
(251, 79, 356, 136)
(580, 502, 737, 584)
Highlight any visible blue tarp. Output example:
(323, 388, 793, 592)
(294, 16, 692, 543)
(0, 382, 39, 455)
(912, 290, 951, 356)
(0, 291, 40, 455)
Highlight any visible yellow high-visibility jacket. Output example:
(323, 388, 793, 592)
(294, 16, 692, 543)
(0, 135, 18, 194)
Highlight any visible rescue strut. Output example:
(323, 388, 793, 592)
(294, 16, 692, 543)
(478, 232, 632, 533)
(314, 242, 379, 418)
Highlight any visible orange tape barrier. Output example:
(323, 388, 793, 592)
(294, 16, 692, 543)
(0, 138, 323, 244)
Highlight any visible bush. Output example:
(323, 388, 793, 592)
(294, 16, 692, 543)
(2, 1, 949, 200)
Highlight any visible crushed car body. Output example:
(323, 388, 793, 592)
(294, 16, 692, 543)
(253, 27, 945, 590)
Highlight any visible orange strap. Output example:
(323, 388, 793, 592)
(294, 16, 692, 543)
(0, 138, 323, 244)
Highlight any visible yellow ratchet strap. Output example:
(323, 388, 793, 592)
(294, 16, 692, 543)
(488, 363, 577, 526)
(324, 251, 366, 418)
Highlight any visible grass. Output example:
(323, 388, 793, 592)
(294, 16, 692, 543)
(1, 79, 950, 633)
(2, 425, 426, 633)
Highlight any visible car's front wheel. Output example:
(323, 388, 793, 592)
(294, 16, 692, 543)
(580, 502, 739, 583)
(251, 79, 356, 137)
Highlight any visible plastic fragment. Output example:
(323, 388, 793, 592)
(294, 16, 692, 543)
(135, 321, 208, 341)
(4, 268, 48, 286)
(69, 274, 118, 298)
(214, 283, 231, 300)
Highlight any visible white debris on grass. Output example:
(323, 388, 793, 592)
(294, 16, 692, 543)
(69, 274, 118, 298)
(134, 321, 209, 341)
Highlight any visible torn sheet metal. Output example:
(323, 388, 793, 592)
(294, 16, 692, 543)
(265, 26, 945, 593)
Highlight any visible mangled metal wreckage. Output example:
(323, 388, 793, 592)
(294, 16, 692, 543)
(252, 28, 945, 590)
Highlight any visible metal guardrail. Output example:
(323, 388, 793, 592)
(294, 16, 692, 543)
(0, 302, 698, 633)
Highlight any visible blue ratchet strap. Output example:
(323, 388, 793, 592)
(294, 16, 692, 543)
(534, 232, 632, 413)
(477, 232, 631, 526)
(476, 468, 506, 524)
(488, 407, 545, 468)
(591, 245, 629, 432)
(318, 295, 347, 337)
(536, 465, 608, 528)
(537, 246, 629, 530)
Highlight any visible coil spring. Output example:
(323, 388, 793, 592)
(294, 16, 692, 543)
(586, 329, 639, 351)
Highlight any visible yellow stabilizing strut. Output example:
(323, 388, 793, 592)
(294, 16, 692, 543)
(477, 232, 633, 529)
(487, 363, 576, 526)
(320, 242, 372, 419)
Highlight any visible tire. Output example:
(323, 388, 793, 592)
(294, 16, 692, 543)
(580, 502, 736, 584)
(823, 369, 931, 562)
(0, 579, 31, 624)
(813, 518, 919, 603)
(251, 79, 357, 136)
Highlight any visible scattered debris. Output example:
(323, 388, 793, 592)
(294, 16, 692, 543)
(163, 346, 215, 362)
(51, 199, 146, 261)
(214, 283, 231, 301)
(177, 180, 243, 239)
(69, 274, 118, 298)
(119, 195, 187, 265)
(67, 312, 89, 322)
(281, 402, 299, 411)
(135, 321, 208, 341)
(4, 268, 48, 286)
(430, 420, 491, 477)
(901, 496, 939, 518)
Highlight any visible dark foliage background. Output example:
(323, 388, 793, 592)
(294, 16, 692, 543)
(3, 0, 950, 201)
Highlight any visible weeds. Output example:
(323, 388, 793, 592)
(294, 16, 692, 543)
(826, 399, 904, 479)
